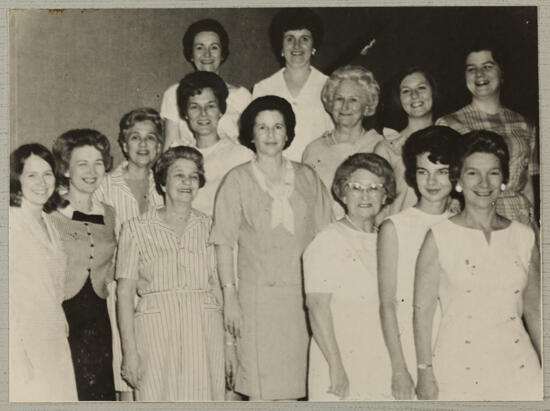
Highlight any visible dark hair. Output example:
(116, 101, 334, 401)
(402, 125, 461, 198)
(10, 143, 62, 212)
(269, 8, 324, 63)
(463, 38, 506, 72)
(182, 18, 229, 66)
(154, 146, 206, 199)
(118, 108, 164, 159)
(239, 95, 296, 152)
(52, 129, 113, 188)
(332, 153, 396, 210)
(450, 130, 510, 186)
(380, 66, 440, 132)
(176, 71, 229, 121)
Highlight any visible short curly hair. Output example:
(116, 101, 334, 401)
(450, 129, 510, 187)
(322, 65, 380, 118)
(10, 143, 63, 212)
(238, 95, 296, 153)
(154, 146, 206, 199)
(52, 129, 113, 188)
(332, 153, 396, 210)
(176, 71, 229, 120)
(182, 18, 230, 66)
(118, 107, 164, 158)
(402, 125, 461, 198)
(269, 8, 324, 62)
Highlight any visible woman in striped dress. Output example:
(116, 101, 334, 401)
(116, 146, 225, 401)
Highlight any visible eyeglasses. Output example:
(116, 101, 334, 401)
(346, 181, 385, 195)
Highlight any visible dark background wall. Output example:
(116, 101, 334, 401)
(10, 7, 537, 166)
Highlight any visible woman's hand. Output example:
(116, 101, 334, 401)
(416, 369, 438, 400)
(327, 363, 349, 399)
(391, 370, 415, 400)
(121, 351, 142, 389)
(223, 289, 243, 338)
(224, 344, 239, 390)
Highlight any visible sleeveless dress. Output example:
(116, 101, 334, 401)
(430, 219, 541, 400)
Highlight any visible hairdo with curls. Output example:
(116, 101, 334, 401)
(118, 107, 164, 158)
(269, 8, 324, 62)
(176, 71, 229, 121)
(331, 152, 396, 211)
(322, 65, 380, 118)
(238, 95, 296, 153)
(154, 146, 206, 199)
(402, 125, 461, 198)
(52, 129, 113, 189)
(379, 66, 440, 132)
(449, 129, 510, 187)
(10, 143, 63, 213)
(182, 18, 230, 65)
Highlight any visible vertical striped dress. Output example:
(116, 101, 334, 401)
(116, 207, 224, 401)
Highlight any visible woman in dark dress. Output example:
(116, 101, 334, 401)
(50, 129, 117, 400)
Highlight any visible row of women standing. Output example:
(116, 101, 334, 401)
(9, 7, 540, 402)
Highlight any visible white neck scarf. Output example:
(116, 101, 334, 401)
(251, 158, 295, 235)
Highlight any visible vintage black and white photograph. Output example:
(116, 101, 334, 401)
(7, 4, 543, 404)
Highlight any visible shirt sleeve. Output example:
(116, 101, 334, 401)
(115, 220, 140, 280)
(160, 85, 180, 122)
(303, 227, 341, 294)
(311, 166, 335, 234)
(252, 80, 267, 99)
(209, 169, 243, 247)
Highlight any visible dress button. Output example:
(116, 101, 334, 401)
(89, 255, 94, 259)
(514, 290, 520, 294)
(520, 364, 525, 368)
(467, 315, 473, 319)
(515, 339, 520, 343)
(90, 244, 94, 248)
(87, 232, 91, 236)
(465, 340, 471, 344)
(510, 316, 516, 320)
(466, 290, 472, 293)
(465, 367, 471, 370)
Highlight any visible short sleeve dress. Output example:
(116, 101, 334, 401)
(303, 222, 392, 401)
(436, 105, 538, 224)
(430, 219, 542, 400)
(210, 161, 333, 400)
(116, 208, 224, 401)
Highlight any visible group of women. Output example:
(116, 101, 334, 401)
(9, 8, 541, 403)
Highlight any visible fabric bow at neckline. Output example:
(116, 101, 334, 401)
(72, 210, 105, 225)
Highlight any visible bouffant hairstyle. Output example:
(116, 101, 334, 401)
(463, 38, 506, 72)
(10, 143, 62, 212)
(269, 8, 324, 62)
(154, 146, 206, 199)
(239, 95, 296, 152)
(52, 129, 113, 188)
(118, 107, 164, 159)
(331, 153, 396, 210)
(176, 71, 229, 120)
(450, 129, 510, 186)
(182, 18, 230, 65)
(402, 125, 461, 198)
(322, 65, 380, 118)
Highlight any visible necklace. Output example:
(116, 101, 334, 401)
(344, 214, 377, 233)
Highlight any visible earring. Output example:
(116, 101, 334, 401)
(455, 184, 463, 193)
(500, 183, 506, 191)
(312, 48, 316, 56)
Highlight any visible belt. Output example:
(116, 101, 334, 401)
(141, 288, 209, 297)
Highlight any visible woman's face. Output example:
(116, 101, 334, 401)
(124, 120, 162, 169)
(282, 29, 314, 68)
(459, 152, 503, 209)
(399, 72, 433, 119)
(163, 158, 200, 205)
(19, 154, 55, 207)
(415, 152, 452, 203)
(186, 87, 222, 138)
(252, 110, 288, 157)
(331, 79, 370, 129)
(192, 31, 223, 73)
(67, 145, 106, 195)
(342, 168, 386, 222)
(465, 50, 502, 100)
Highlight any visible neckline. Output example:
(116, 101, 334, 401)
(337, 219, 377, 236)
(281, 66, 314, 100)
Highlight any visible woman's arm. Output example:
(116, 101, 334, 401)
(215, 244, 243, 339)
(117, 278, 141, 389)
(523, 241, 541, 362)
(413, 230, 441, 400)
(377, 220, 415, 399)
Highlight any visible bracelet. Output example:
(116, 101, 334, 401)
(222, 283, 236, 289)
(225, 341, 237, 346)
(417, 363, 433, 370)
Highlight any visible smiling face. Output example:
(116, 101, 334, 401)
(465, 50, 503, 100)
(66, 145, 106, 195)
(252, 110, 287, 157)
(331, 79, 370, 128)
(163, 158, 200, 205)
(191, 31, 222, 73)
(185, 87, 222, 138)
(282, 29, 314, 68)
(342, 168, 386, 222)
(19, 154, 56, 208)
(415, 152, 452, 204)
(123, 120, 162, 169)
(459, 152, 503, 209)
(399, 72, 433, 119)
